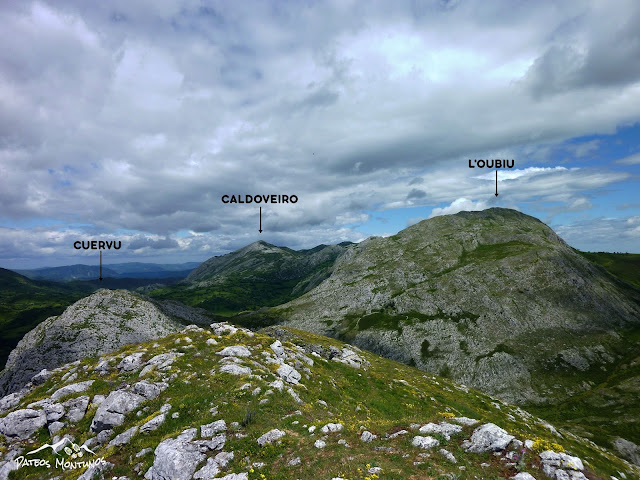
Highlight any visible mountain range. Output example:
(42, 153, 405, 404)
(149, 241, 352, 316)
(1, 207, 639, 474)
(15, 262, 200, 282)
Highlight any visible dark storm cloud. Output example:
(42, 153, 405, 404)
(522, 2, 640, 97)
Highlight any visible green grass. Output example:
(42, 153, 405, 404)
(577, 250, 640, 287)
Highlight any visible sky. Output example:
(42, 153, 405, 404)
(1, 0, 639, 269)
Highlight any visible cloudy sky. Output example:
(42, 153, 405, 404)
(1, 0, 639, 269)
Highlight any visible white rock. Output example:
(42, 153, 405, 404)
(144, 434, 206, 480)
(512, 473, 536, 480)
(109, 426, 139, 447)
(63, 395, 90, 423)
(257, 429, 286, 447)
(361, 431, 377, 443)
(439, 449, 457, 463)
(219, 364, 252, 376)
(388, 430, 408, 439)
(451, 416, 479, 426)
(540, 450, 584, 470)
(48, 421, 65, 436)
(216, 474, 248, 480)
(201, 420, 227, 437)
(193, 458, 221, 479)
(50, 380, 94, 402)
(419, 422, 463, 440)
(269, 379, 284, 391)
(90, 390, 145, 433)
(217, 346, 252, 358)
(270, 340, 285, 357)
(118, 353, 145, 372)
(0, 408, 47, 440)
(463, 423, 515, 453)
(277, 363, 301, 385)
(314, 439, 326, 449)
(140, 413, 166, 433)
(321, 423, 343, 433)
(412, 436, 440, 449)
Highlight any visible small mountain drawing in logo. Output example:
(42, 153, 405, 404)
(27, 437, 96, 458)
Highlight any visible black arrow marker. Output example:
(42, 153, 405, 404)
(99, 250, 103, 281)
(495, 170, 499, 197)
(259, 207, 263, 233)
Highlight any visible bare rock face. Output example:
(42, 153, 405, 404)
(0, 290, 183, 396)
(0, 408, 47, 440)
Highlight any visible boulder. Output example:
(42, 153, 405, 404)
(201, 420, 227, 437)
(219, 364, 251, 376)
(44, 403, 65, 422)
(0, 408, 47, 440)
(90, 391, 145, 432)
(412, 436, 440, 449)
(50, 380, 94, 402)
(118, 353, 145, 372)
(419, 422, 463, 440)
(613, 437, 640, 467)
(133, 381, 168, 400)
(512, 474, 537, 480)
(140, 413, 166, 433)
(217, 346, 251, 357)
(193, 458, 220, 479)
(108, 426, 139, 447)
(31, 369, 52, 385)
(539, 450, 584, 470)
(439, 448, 457, 463)
(321, 423, 343, 433)
(257, 429, 286, 446)
(276, 363, 301, 385)
(463, 423, 515, 453)
(63, 395, 90, 423)
(144, 435, 207, 480)
(361, 431, 377, 443)
(270, 341, 285, 357)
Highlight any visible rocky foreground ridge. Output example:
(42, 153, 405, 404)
(0, 290, 210, 397)
(0, 320, 637, 480)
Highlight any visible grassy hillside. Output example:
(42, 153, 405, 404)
(149, 241, 349, 316)
(577, 250, 640, 287)
(4, 323, 636, 479)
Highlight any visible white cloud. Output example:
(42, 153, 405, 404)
(429, 198, 490, 218)
(616, 152, 640, 165)
(1, 1, 639, 265)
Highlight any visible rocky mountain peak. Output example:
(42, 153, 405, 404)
(273, 208, 640, 405)
(0, 290, 186, 397)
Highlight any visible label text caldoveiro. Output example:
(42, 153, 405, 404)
(222, 194, 298, 204)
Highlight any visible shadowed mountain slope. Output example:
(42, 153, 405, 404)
(149, 240, 351, 315)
